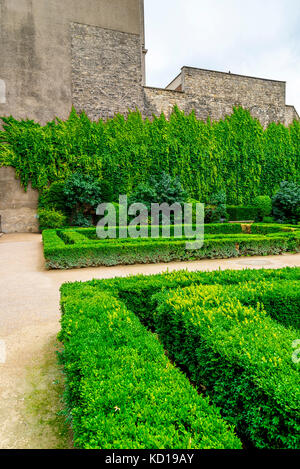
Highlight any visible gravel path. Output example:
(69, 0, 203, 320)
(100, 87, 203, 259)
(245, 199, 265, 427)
(0, 233, 299, 449)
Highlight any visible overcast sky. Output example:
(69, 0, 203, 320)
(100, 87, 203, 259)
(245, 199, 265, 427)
(144, 0, 300, 113)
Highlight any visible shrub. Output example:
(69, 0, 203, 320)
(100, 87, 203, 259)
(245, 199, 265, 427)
(227, 206, 258, 221)
(209, 190, 227, 222)
(253, 195, 272, 221)
(42, 224, 300, 269)
(272, 181, 300, 224)
(155, 283, 300, 448)
(60, 267, 300, 449)
(63, 172, 102, 226)
(59, 284, 241, 449)
(38, 209, 67, 231)
(262, 216, 275, 223)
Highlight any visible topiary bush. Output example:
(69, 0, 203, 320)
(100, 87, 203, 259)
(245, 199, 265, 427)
(253, 196, 272, 221)
(272, 181, 300, 224)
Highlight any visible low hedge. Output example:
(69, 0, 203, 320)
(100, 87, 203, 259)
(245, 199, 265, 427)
(43, 224, 300, 269)
(222, 280, 300, 329)
(59, 285, 241, 449)
(227, 205, 258, 221)
(60, 267, 300, 449)
(154, 283, 300, 449)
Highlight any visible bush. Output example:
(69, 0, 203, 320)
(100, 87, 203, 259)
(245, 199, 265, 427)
(59, 284, 241, 449)
(42, 224, 300, 269)
(63, 172, 102, 226)
(155, 283, 300, 448)
(227, 205, 258, 221)
(209, 190, 227, 222)
(60, 267, 300, 448)
(262, 216, 275, 223)
(253, 196, 272, 221)
(272, 181, 300, 224)
(129, 172, 187, 207)
(38, 209, 67, 231)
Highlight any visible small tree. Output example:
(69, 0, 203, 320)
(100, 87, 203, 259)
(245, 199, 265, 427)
(272, 181, 300, 224)
(63, 172, 102, 226)
(253, 196, 272, 221)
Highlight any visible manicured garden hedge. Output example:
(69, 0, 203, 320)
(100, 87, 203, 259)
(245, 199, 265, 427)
(43, 223, 300, 269)
(60, 267, 300, 449)
(227, 205, 258, 221)
(59, 284, 242, 449)
(155, 284, 300, 448)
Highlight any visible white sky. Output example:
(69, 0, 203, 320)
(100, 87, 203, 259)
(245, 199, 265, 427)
(144, 0, 300, 113)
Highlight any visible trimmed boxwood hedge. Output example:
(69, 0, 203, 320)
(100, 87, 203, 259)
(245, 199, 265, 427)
(154, 284, 300, 449)
(59, 285, 241, 449)
(227, 205, 258, 221)
(60, 267, 300, 449)
(43, 223, 300, 269)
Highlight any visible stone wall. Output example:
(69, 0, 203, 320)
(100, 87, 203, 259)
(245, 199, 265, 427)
(71, 23, 144, 120)
(145, 67, 296, 127)
(0, 167, 39, 233)
(285, 105, 300, 126)
(0, 0, 144, 124)
(143, 87, 186, 117)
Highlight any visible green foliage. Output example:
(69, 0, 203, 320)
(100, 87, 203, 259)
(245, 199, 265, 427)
(227, 205, 258, 221)
(262, 216, 275, 223)
(1, 107, 299, 205)
(63, 172, 102, 226)
(60, 267, 300, 449)
(155, 283, 300, 448)
(253, 195, 272, 221)
(39, 181, 66, 212)
(209, 190, 227, 222)
(42, 224, 300, 269)
(272, 181, 300, 223)
(38, 209, 67, 231)
(59, 284, 241, 449)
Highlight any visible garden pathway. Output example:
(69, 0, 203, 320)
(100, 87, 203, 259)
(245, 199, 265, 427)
(0, 233, 299, 449)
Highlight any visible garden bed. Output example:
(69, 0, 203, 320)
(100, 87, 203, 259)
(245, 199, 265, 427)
(43, 223, 300, 269)
(59, 267, 300, 449)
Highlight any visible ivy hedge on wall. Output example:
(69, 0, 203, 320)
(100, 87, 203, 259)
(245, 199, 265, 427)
(0, 106, 299, 205)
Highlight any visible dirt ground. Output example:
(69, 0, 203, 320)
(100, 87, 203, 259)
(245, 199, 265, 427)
(0, 233, 299, 449)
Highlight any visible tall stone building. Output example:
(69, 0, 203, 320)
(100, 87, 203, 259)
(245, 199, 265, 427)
(0, 0, 299, 127)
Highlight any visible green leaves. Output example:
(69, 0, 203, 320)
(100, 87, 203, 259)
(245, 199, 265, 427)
(42, 224, 300, 269)
(59, 286, 241, 449)
(0, 107, 298, 204)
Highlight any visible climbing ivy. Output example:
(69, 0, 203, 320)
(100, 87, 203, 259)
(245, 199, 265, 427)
(0, 106, 299, 205)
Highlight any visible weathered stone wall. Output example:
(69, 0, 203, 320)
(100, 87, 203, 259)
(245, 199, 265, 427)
(0, 167, 39, 233)
(285, 105, 300, 126)
(143, 87, 186, 117)
(144, 67, 296, 127)
(71, 23, 144, 120)
(0, 0, 144, 124)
